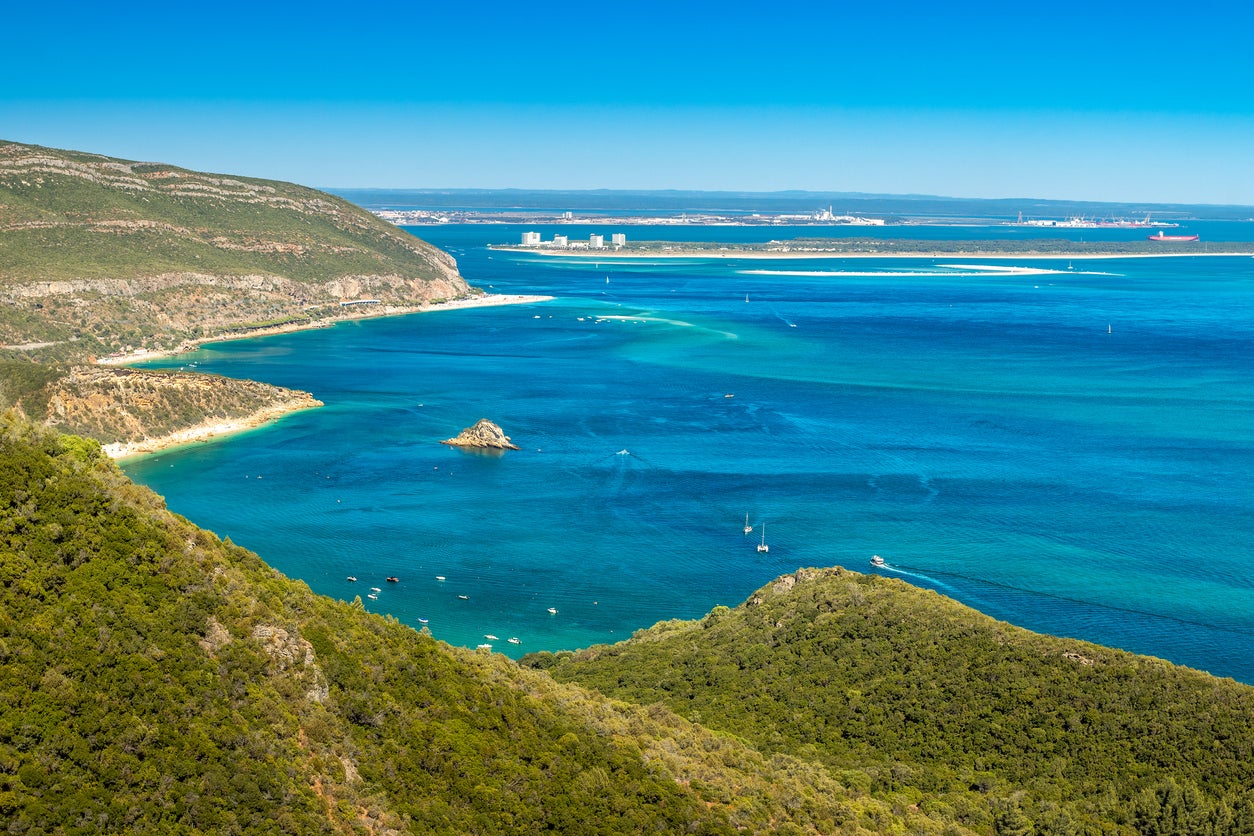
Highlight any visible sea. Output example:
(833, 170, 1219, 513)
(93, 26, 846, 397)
(124, 220, 1254, 684)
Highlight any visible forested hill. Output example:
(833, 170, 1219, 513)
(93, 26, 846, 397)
(528, 567, 1254, 835)
(0, 413, 959, 834)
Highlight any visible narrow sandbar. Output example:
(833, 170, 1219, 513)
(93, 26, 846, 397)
(503, 248, 1250, 261)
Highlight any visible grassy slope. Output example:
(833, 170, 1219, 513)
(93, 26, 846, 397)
(529, 567, 1254, 834)
(0, 414, 961, 835)
(0, 141, 457, 285)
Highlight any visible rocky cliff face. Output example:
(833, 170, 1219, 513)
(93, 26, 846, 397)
(441, 419, 520, 450)
(40, 365, 321, 445)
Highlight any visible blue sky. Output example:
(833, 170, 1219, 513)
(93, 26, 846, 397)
(5, 0, 1253, 204)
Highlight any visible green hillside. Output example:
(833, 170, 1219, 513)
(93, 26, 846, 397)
(0, 413, 965, 834)
(0, 140, 470, 364)
(0, 140, 459, 286)
(528, 568, 1254, 834)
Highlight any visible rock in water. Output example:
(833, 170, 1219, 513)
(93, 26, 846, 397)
(441, 419, 520, 450)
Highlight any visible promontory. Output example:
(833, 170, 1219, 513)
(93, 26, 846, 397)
(0, 140, 480, 452)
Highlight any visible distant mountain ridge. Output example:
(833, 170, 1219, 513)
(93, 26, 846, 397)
(330, 187, 1254, 220)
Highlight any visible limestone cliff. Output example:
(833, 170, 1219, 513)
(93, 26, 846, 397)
(39, 365, 321, 448)
(441, 418, 520, 450)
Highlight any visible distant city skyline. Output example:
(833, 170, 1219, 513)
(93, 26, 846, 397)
(4, 0, 1253, 205)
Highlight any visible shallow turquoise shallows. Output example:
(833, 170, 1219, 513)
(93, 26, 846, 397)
(126, 222, 1254, 683)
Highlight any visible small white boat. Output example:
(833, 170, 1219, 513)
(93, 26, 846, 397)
(743, 513, 752, 535)
(458, 594, 470, 600)
(507, 637, 521, 645)
(484, 634, 498, 640)
(547, 607, 558, 615)
(757, 523, 769, 554)
(477, 643, 493, 650)
(346, 576, 357, 582)
(435, 575, 446, 581)
(370, 587, 381, 593)
(417, 617, 429, 624)
(870, 554, 885, 567)
(367, 593, 378, 600)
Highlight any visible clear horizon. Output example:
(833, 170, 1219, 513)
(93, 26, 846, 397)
(4, 0, 1253, 205)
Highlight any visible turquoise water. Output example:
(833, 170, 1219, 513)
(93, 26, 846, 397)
(126, 223, 1254, 682)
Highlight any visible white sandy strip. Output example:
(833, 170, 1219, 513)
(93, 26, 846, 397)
(516, 248, 1251, 261)
(418, 293, 554, 312)
(96, 294, 556, 366)
(103, 399, 323, 460)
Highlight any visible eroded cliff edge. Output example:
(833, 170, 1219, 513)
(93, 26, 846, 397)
(0, 140, 477, 447)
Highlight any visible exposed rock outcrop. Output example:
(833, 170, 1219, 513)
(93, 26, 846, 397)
(39, 364, 322, 448)
(441, 418, 519, 450)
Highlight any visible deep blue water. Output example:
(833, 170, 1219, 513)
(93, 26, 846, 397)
(125, 223, 1254, 682)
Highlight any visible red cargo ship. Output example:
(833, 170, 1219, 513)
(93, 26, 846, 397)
(1147, 231, 1199, 242)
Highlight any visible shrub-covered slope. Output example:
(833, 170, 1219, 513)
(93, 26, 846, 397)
(0, 140, 471, 361)
(0, 414, 961, 835)
(529, 567, 1254, 834)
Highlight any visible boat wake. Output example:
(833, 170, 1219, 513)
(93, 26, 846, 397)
(596, 314, 738, 339)
(878, 563, 957, 592)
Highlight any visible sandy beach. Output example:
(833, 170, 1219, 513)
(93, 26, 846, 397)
(97, 293, 555, 367)
(102, 397, 324, 460)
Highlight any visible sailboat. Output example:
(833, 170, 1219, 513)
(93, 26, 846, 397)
(756, 523, 769, 553)
(1107, 323, 1112, 335)
(743, 513, 752, 535)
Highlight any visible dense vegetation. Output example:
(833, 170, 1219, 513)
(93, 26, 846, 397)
(527, 568, 1254, 834)
(1, 414, 962, 834)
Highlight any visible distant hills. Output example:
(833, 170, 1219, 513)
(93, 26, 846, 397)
(331, 187, 1254, 221)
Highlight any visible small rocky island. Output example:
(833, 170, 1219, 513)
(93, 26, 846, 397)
(441, 418, 520, 450)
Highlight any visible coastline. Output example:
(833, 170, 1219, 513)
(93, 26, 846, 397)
(103, 397, 324, 461)
(100, 293, 554, 460)
(503, 248, 1252, 261)
(96, 292, 555, 367)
